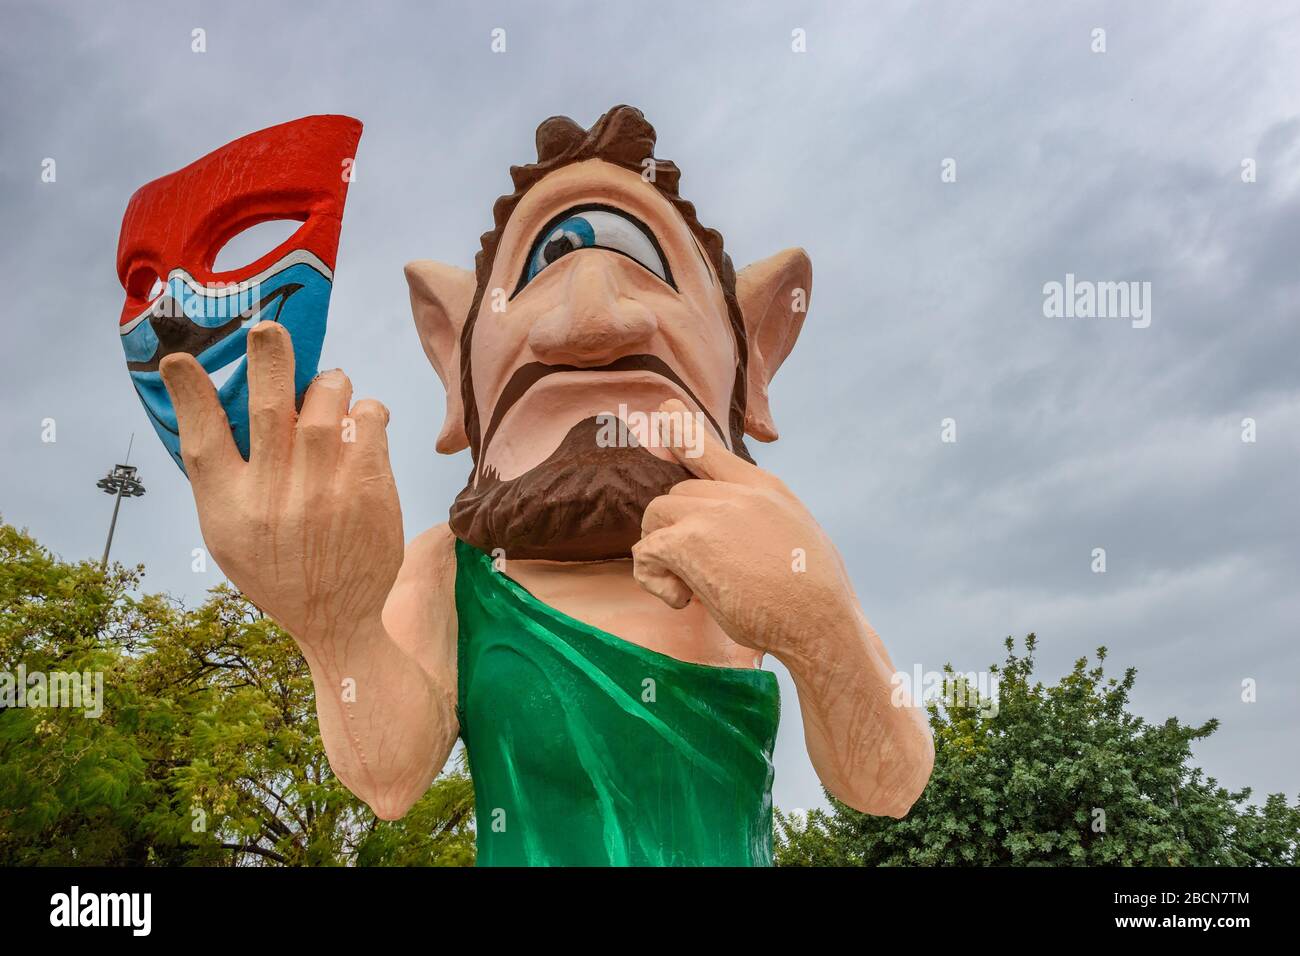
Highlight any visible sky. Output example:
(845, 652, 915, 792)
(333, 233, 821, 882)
(1, 0, 1297, 816)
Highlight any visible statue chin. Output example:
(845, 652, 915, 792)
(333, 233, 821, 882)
(449, 417, 693, 562)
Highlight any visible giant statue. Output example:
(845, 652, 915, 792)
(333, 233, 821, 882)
(115, 106, 934, 866)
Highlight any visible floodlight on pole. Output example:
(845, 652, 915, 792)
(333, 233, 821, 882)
(98, 434, 146, 569)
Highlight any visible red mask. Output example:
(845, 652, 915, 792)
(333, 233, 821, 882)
(115, 114, 363, 471)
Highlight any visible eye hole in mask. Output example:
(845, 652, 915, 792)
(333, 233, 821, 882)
(212, 217, 305, 273)
(516, 204, 675, 295)
(124, 266, 163, 305)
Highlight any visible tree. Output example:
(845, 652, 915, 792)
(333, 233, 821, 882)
(0, 520, 474, 866)
(775, 634, 1300, 866)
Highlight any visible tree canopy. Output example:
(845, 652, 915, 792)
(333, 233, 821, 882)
(776, 634, 1299, 866)
(4, 518, 1294, 867)
(0, 520, 474, 866)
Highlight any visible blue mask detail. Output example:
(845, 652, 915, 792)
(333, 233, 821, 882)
(121, 253, 333, 474)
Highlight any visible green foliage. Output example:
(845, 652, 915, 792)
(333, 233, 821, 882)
(0, 520, 474, 866)
(9, 515, 1294, 869)
(776, 634, 1300, 867)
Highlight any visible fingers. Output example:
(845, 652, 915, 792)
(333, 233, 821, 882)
(631, 533, 694, 610)
(247, 321, 296, 465)
(635, 493, 723, 609)
(160, 352, 242, 486)
(295, 370, 353, 481)
(340, 398, 394, 485)
(657, 398, 767, 486)
(641, 493, 721, 536)
(668, 478, 740, 500)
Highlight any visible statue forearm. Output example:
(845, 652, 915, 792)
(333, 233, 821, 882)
(778, 604, 934, 818)
(296, 615, 458, 820)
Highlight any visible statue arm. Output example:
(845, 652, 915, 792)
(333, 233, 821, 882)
(631, 401, 934, 818)
(303, 525, 460, 820)
(776, 601, 934, 818)
(159, 324, 461, 821)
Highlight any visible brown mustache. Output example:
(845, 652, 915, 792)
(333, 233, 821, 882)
(477, 355, 725, 472)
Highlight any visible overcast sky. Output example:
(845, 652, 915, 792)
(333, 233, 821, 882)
(2, 0, 1297, 815)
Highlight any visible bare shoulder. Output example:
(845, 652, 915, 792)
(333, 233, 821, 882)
(382, 524, 459, 696)
(401, 523, 459, 582)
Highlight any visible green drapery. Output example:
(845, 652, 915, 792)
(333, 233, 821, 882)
(454, 539, 780, 866)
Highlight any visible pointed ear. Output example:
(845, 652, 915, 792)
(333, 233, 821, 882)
(404, 260, 477, 454)
(735, 247, 812, 442)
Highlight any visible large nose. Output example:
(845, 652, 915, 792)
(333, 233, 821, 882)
(527, 252, 658, 365)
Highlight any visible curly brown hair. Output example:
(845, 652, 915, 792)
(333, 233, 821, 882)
(460, 104, 752, 463)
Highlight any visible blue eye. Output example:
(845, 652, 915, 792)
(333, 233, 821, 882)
(527, 215, 596, 280)
(520, 205, 672, 290)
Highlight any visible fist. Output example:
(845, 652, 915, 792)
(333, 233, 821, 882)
(632, 400, 856, 657)
(160, 321, 404, 645)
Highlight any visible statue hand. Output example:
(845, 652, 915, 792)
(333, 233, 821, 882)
(632, 400, 856, 658)
(160, 322, 404, 646)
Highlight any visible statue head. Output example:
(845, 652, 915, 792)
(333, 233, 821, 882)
(408, 105, 812, 562)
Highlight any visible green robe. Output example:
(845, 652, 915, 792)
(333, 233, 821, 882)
(454, 539, 780, 866)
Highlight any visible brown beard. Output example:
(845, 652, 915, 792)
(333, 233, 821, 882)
(449, 416, 693, 561)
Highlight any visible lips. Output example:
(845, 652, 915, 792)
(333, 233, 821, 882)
(125, 283, 301, 372)
(122, 249, 336, 469)
(478, 354, 725, 469)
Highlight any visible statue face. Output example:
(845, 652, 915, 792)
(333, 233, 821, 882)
(115, 115, 361, 471)
(469, 159, 739, 480)
(449, 159, 744, 560)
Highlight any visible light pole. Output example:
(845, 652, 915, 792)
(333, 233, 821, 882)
(98, 436, 146, 569)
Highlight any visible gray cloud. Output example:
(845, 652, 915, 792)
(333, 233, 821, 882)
(2, 1, 1296, 814)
